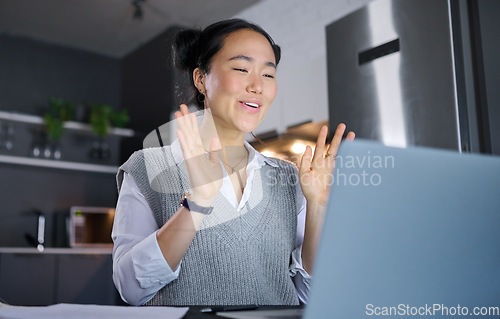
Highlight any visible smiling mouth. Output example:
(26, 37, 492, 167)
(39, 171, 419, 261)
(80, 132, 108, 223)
(243, 102, 260, 108)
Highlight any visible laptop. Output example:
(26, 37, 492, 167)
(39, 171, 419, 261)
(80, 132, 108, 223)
(304, 139, 500, 318)
(219, 140, 500, 318)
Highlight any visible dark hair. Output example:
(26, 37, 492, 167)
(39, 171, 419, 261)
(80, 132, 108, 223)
(173, 19, 281, 109)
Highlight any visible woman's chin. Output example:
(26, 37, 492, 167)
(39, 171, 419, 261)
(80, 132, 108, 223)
(236, 122, 260, 135)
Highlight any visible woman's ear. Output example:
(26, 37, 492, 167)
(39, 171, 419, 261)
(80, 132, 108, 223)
(193, 68, 205, 93)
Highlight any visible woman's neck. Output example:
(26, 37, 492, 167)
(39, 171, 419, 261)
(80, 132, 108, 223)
(198, 111, 248, 172)
(199, 110, 246, 150)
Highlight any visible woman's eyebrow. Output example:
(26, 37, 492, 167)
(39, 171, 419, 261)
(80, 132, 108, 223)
(228, 55, 276, 69)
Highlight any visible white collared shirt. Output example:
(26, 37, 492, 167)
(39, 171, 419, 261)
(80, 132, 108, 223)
(112, 140, 312, 305)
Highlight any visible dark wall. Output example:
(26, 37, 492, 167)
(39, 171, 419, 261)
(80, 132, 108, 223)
(0, 36, 122, 247)
(0, 35, 121, 114)
(120, 27, 188, 161)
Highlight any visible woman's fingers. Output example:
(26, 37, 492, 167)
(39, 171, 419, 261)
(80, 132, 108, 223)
(208, 136, 221, 162)
(346, 131, 356, 141)
(178, 105, 195, 136)
(175, 105, 190, 138)
(312, 125, 328, 162)
(299, 145, 313, 173)
(175, 107, 195, 157)
(177, 105, 196, 133)
(175, 104, 206, 157)
(180, 104, 190, 116)
(175, 128, 189, 157)
(190, 111, 203, 146)
(326, 123, 347, 157)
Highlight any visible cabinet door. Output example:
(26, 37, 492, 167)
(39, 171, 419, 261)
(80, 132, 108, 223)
(0, 253, 56, 306)
(56, 254, 117, 305)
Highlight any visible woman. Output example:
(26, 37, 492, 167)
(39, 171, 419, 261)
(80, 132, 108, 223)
(112, 18, 355, 306)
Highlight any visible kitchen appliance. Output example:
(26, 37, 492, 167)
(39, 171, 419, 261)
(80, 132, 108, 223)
(326, 0, 487, 152)
(24, 209, 45, 251)
(69, 206, 115, 248)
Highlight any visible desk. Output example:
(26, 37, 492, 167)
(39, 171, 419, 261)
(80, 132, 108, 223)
(183, 305, 304, 318)
(0, 304, 303, 319)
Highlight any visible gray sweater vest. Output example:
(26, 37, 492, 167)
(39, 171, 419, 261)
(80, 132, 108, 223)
(117, 146, 300, 306)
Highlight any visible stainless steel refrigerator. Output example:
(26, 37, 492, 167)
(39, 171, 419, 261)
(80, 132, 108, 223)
(326, 0, 496, 153)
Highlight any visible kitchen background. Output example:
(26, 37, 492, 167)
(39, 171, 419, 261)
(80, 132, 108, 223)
(0, 0, 498, 306)
(0, 0, 377, 248)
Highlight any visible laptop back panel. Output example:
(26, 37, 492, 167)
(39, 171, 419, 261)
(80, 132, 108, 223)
(305, 140, 500, 318)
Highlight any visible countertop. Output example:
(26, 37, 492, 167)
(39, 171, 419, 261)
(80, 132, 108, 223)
(0, 247, 112, 254)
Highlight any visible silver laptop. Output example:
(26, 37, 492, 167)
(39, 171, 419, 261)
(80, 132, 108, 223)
(305, 139, 500, 318)
(218, 140, 500, 318)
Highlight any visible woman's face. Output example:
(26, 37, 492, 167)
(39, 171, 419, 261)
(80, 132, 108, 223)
(196, 29, 278, 137)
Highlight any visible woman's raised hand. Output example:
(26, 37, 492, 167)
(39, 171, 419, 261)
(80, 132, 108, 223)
(299, 123, 355, 205)
(299, 123, 354, 274)
(175, 104, 223, 206)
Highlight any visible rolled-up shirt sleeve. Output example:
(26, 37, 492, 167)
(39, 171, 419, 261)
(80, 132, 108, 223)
(289, 183, 313, 304)
(112, 173, 180, 305)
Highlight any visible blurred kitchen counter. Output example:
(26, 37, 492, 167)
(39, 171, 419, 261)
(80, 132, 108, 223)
(0, 247, 112, 254)
(0, 248, 119, 306)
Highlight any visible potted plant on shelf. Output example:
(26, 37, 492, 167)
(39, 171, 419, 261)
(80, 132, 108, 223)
(88, 103, 129, 160)
(41, 97, 74, 159)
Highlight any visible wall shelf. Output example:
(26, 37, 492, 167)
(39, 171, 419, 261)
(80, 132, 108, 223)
(0, 110, 134, 137)
(0, 154, 118, 174)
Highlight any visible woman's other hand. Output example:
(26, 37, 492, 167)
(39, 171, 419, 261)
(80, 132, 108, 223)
(299, 123, 355, 274)
(175, 104, 223, 206)
(299, 123, 355, 205)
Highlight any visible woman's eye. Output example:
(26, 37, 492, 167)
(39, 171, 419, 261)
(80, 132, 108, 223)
(234, 68, 247, 73)
(263, 74, 275, 79)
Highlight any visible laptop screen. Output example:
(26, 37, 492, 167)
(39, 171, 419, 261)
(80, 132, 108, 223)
(305, 140, 500, 319)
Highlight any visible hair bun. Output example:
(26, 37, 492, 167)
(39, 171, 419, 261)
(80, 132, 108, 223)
(174, 28, 202, 72)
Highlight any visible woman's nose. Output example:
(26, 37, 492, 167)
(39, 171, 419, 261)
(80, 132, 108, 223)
(247, 73, 263, 94)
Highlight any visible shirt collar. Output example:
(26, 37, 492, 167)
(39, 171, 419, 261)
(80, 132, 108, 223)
(170, 138, 279, 168)
(245, 140, 279, 168)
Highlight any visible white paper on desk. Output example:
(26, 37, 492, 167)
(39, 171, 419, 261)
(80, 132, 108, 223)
(216, 308, 303, 319)
(0, 303, 188, 319)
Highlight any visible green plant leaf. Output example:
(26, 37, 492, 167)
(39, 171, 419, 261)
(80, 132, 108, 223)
(89, 103, 130, 136)
(110, 109, 130, 128)
(43, 114, 64, 141)
(43, 97, 75, 141)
